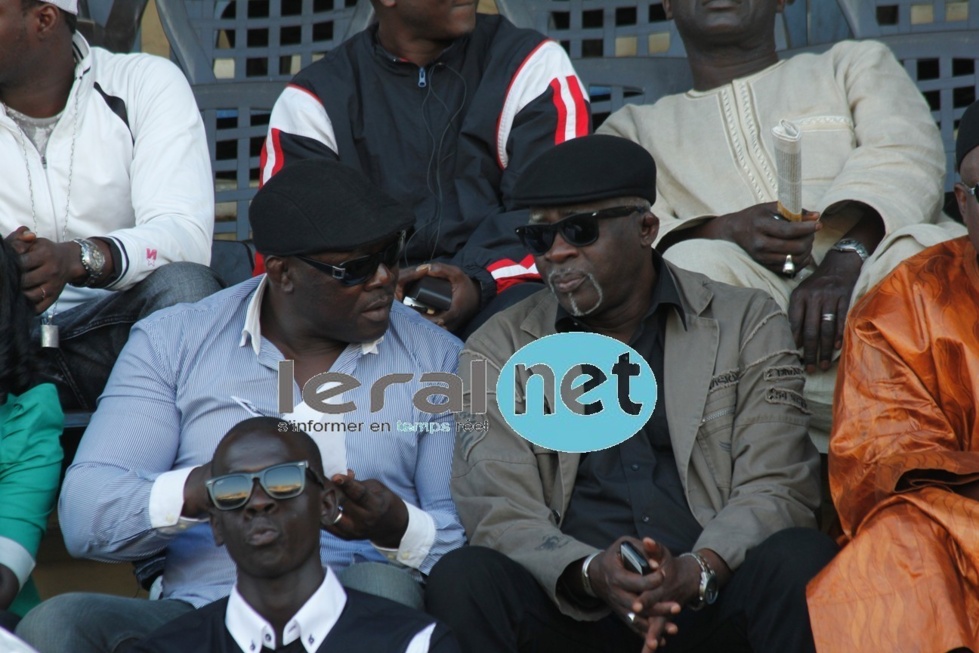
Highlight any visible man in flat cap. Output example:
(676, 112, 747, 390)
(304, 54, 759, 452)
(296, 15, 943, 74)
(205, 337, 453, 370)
(17, 159, 466, 653)
(806, 101, 979, 652)
(426, 135, 836, 652)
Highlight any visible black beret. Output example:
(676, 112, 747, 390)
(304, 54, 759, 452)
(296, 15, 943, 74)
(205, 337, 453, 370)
(250, 159, 415, 256)
(512, 135, 657, 207)
(957, 100, 979, 171)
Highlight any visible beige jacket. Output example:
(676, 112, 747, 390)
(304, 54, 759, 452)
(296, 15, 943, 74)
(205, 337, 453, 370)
(452, 263, 820, 620)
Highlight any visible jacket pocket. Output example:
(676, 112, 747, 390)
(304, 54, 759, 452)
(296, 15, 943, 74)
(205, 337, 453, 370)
(795, 115, 855, 184)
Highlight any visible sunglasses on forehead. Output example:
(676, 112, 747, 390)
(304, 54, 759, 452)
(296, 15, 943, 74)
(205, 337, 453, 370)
(515, 205, 646, 256)
(296, 231, 406, 286)
(206, 460, 323, 511)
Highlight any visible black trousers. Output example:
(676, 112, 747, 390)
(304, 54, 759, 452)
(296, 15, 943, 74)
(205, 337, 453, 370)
(426, 527, 837, 653)
(0, 608, 20, 634)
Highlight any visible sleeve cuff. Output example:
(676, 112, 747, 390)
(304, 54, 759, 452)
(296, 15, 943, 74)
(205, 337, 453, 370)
(149, 467, 208, 532)
(0, 536, 35, 591)
(467, 267, 497, 308)
(99, 235, 128, 289)
(372, 502, 436, 569)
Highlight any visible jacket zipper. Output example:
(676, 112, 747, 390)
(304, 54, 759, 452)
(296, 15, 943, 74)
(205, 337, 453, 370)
(701, 407, 735, 424)
(418, 66, 427, 88)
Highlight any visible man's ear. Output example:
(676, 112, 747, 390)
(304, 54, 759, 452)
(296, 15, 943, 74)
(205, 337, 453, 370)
(639, 211, 660, 248)
(955, 182, 971, 220)
(319, 484, 339, 529)
(661, 0, 673, 20)
(264, 256, 295, 292)
(776, 0, 787, 14)
(32, 4, 63, 41)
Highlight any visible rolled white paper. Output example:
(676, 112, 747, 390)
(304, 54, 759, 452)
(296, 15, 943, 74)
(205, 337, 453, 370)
(772, 119, 802, 221)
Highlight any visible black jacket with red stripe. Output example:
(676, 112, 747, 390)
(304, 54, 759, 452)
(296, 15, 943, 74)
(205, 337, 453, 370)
(261, 14, 590, 305)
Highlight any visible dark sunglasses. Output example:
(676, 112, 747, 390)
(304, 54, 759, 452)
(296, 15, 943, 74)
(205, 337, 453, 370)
(296, 231, 406, 286)
(515, 205, 645, 255)
(206, 460, 323, 511)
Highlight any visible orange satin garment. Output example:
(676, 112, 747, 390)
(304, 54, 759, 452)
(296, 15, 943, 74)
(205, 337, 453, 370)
(808, 237, 979, 652)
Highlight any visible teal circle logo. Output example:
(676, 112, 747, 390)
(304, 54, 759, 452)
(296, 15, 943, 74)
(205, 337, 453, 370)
(496, 332, 656, 453)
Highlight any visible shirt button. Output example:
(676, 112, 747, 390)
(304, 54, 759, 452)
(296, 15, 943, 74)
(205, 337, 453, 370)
(265, 635, 271, 642)
(642, 515, 650, 523)
(630, 464, 640, 471)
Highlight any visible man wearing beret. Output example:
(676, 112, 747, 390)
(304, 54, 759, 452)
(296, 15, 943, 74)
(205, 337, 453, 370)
(17, 159, 466, 653)
(426, 135, 836, 652)
(806, 101, 979, 652)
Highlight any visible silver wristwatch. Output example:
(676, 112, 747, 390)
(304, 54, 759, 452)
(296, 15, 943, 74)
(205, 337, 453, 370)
(831, 238, 869, 262)
(679, 552, 718, 610)
(72, 238, 107, 286)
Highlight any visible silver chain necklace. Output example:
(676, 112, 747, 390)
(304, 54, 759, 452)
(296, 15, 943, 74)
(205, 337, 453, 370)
(11, 81, 81, 348)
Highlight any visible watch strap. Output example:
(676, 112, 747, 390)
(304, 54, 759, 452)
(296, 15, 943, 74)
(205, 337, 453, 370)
(831, 238, 869, 262)
(679, 551, 716, 610)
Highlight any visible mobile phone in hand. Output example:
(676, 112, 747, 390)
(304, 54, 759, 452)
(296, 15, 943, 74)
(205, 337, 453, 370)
(620, 541, 652, 575)
(403, 277, 453, 314)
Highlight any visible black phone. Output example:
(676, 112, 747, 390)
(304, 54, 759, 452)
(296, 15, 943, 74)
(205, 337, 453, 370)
(403, 277, 453, 314)
(620, 541, 652, 575)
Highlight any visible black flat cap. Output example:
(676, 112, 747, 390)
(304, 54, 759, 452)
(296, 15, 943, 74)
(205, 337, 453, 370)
(250, 159, 415, 256)
(957, 100, 979, 171)
(513, 135, 656, 207)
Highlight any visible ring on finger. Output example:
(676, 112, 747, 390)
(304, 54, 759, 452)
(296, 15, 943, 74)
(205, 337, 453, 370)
(332, 506, 344, 525)
(40, 286, 47, 301)
(821, 313, 836, 322)
(626, 612, 636, 624)
(782, 254, 796, 277)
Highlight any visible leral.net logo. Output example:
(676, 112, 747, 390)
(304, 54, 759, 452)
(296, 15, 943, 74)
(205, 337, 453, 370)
(496, 332, 656, 454)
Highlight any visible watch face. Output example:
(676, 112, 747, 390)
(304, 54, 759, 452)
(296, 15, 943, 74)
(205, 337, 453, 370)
(91, 247, 106, 271)
(704, 576, 719, 605)
(83, 240, 105, 273)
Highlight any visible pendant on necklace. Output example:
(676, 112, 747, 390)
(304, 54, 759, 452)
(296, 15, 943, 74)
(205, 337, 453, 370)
(40, 316, 60, 349)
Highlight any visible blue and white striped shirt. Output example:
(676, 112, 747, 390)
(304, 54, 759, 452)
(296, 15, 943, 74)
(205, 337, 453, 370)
(59, 276, 466, 607)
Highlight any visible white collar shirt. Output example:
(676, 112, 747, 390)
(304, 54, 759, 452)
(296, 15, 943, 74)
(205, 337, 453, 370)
(225, 567, 346, 653)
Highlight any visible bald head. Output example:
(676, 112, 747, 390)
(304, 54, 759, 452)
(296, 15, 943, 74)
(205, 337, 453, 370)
(207, 417, 335, 597)
(212, 416, 323, 478)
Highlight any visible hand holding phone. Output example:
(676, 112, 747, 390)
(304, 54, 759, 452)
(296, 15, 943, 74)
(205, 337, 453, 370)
(402, 277, 453, 314)
(620, 541, 652, 575)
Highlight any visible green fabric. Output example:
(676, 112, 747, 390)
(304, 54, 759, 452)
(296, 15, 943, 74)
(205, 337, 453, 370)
(0, 383, 63, 615)
(9, 578, 40, 617)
